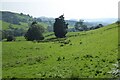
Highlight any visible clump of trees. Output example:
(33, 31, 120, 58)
(53, 14, 68, 38)
(75, 20, 88, 31)
(2, 12, 20, 25)
(1, 11, 34, 25)
(24, 21, 45, 41)
(94, 24, 103, 29)
(89, 24, 103, 30)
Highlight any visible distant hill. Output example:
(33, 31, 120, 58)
(1, 11, 48, 30)
(83, 18, 117, 24)
(0, 11, 33, 25)
(1, 11, 118, 30)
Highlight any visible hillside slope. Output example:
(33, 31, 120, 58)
(1, 11, 48, 30)
(2, 23, 118, 78)
(1, 20, 29, 30)
(0, 11, 33, 24)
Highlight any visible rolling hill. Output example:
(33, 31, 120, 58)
(2, 23, 119, 78)
(1, 11, 49, 30)
(1, 11, 117, 31)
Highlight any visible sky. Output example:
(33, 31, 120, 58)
(1, 0, 119, 20)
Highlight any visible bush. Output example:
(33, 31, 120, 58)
(7, 35, 15, 41)
(24, 21, 45, 41)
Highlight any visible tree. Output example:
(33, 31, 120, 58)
(53, 14, 68, 38)
(75, 19, 88, 31)
(47, 25, 53, 32)
(2, 29, 14, 38)
(98, 24, 103, 27)
(13, 28, 26, 36)
(116, 20, 120, 26)
(20, 13, 23, 15)
(94, 24, 104, 29)
(24, 21, 45, 41)
(47, 20, 53, 32)
(2, 12, 20, 25)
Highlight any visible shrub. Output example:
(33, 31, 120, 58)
(24, 21, 45, 41)
(7, 35, 15, 41)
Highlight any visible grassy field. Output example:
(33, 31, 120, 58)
(1, 20, 48, 30)
(0, 20, 28, 30)
(2, 23, 119, 78)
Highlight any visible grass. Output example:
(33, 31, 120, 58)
(38, 22, 48, 29)
(1, 20, 28, 30)
(1, 20, 49, 31)
(2, 23, 119, 78)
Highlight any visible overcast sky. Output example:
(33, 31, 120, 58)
(1, 0, 119, 19)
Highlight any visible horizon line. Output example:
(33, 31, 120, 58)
(1, 10, 118, 20)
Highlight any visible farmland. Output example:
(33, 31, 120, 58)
(2, 23, 119, 78)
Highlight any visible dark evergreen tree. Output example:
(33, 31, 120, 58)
(53, 15, 68, 38)
(24, 21, 44, 41)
